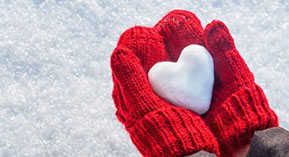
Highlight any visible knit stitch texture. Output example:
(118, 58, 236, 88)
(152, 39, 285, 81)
(110, 10, 279, 157)
(203, 20, 279, 156)
(111, 10, 220, 156)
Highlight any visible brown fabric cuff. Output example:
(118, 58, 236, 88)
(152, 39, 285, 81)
(247, 127, 289, 157)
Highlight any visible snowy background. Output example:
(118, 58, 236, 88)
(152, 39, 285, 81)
(0, 0, 288, 156)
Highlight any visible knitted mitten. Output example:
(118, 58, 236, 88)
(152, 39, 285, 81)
(111, 26, 169, 124)
(203, 20, 279, 156)
(111, 10, 220, 156)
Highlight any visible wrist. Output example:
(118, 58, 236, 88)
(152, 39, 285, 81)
(204, 83, 278, 156)
(127, 106, 220, 156)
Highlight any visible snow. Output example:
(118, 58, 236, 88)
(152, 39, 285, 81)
(148, 45, 214, 115)
(0, 0, 288, 156)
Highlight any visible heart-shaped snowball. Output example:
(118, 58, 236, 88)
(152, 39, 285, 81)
(148, 44, 214, 115)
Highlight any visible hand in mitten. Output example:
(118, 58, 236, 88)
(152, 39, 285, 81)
(202, 20, 279, 156)
(111, 10, 220, 157)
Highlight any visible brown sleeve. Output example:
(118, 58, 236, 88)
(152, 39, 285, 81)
(247, 127, 289, 157)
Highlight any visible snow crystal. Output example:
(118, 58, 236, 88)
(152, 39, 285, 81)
(0, 0, 288, 156)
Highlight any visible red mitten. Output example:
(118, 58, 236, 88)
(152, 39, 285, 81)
(112, 26, 169, 124)
(111, 10, 220, 156)
(203, 20, 279, 156)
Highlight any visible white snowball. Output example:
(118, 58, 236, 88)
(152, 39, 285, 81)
(148, 45, 214, 115)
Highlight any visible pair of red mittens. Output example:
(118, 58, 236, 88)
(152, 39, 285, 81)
(111, 10, 278, 157)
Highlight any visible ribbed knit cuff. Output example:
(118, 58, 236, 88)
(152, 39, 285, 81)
(126, 106, 220, 157)
(205, 83, 279, 156)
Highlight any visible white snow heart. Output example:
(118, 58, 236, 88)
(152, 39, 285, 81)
(148, 44, 214, 115)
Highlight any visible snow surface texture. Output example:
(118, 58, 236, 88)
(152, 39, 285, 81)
(148, 45, 214, 115)
(0, 0, 288, 156)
